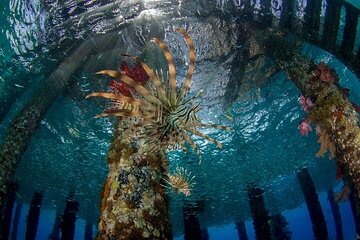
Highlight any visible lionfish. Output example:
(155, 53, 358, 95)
(86, 29, 231, 162)
(164, 167, 195, 196)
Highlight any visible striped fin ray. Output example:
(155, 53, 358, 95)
(96, 70, 120, 78)
(152, 38, 177, 106)
(182, 129, 202, 164)
(120, 75, 162, 106)
(85, 92, 144, 106)
(186, 128, 223, 149)
(95, 110, 154, 119)
(176, 28, 195, 100)
(139, 62, 169, 106)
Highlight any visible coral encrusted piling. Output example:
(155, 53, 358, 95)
(97, 121, 171, 240)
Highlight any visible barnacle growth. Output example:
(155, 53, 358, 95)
(87, 28, 231, 163)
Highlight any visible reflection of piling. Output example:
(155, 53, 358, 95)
(327, 188, 343, 240)
(321, 0, 342, 50)
(269, 213, 292, 240)
(297, 168, 328, 240)
(235, 221, 248, 240)
(84, 221, 93, 240)
(1, 182, 18, 239)
(247, 185, 271, 240)
(48, 210, 62, 240)
(340, 3, 359, 59)
(183, 203, 202, 240)
(279, 0, 294, 30)
(60, 197, 79, 240)
(11, 201, 22, 240)
(348, 183, 360, 236)
(303, 0, 322, 42)
(25, 191, 43, 240)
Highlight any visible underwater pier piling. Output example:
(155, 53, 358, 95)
(84, 221, 93, 240)
(183, 202, 202, 240)
(11, 201, 22, 240)
(97, 124, 171, 240)
(246, 185, 271, 240)
(0, 39, 96, 215)
(0, 181, 18, 240)
(321, 0, 342, 50)
(25, 191, 43, 240)
(235, 221, 248, 240)
(297, 168, 328, 240)
(269, 213, 292, 240)
(327, 189, 344, 240)
(60, 197, 79, 240)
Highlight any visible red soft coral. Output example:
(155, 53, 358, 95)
(298, 118, 313, 136)
(109, 61, 149, 97)
(315, 62, 338, 83)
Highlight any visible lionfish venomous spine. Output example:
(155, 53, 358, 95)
(86, 28, 231, 162)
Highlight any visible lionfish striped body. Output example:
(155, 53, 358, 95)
(164, 167, 195, 196)
(87, 29, 231, 162)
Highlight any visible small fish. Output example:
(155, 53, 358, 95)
(14, 83, 24, 88)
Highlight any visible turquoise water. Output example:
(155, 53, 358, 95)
(1, 0, 360, 239)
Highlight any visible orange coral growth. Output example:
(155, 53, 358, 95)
(315, 126, 336, 159)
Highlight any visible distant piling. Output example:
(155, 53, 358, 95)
(297, 168, 328, 240)
(25, 191, 43, 240)
(327, 188, 343, 240)
(235, 221, 248, 240)
(247, 185, 271, 240)
(60, 197, 79, 240)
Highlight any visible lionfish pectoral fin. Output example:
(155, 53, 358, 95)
(96, 70, 120, 78)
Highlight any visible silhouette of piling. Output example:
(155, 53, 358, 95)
(247, 185, 271, 240)
(297, 168, 328, 240)
(303, 0, 322, 42)
(322, 0, 342, 50)
(60, 197, 79, 240)
(348, 183, 360, 236)
(340, 3, 359, 59)
(269, 213, 292, 240)
(0, 182, 18, 239)
(183, 203, 202, 240)
(11, 201, 22, 240)
(327, 188, 343, 240)
(236, 221, 248, 240)
(25, 191, 43, 240)
(279, 0, 295, 30)
(201, 228, 209, 240)
(84, 221, 93, 240)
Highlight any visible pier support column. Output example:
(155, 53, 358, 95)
(236, 221, 248, 240)
(297, 168, 328, 240)
(183, 203, 202, 240)
(327, 188, 343, 240)
(0, 182, 18, 239)
(60, 197, 79, 240)
(96, 124, 171, 239)
(247, 185, 271, 240)
(25, 191, 43, 240)
(269, 213, 292, 240)
(11, 201, 22, 240)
